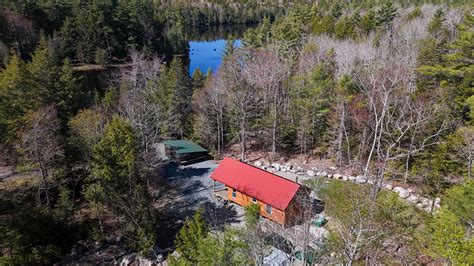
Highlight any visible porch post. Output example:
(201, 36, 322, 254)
(212, 180, 216, 196)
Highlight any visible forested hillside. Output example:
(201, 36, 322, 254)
(0, 0, 313, 64)
(0, 0, 473, 265)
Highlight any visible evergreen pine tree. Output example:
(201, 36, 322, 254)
(87, 117, 156, 254)
(222, 39, 236, 58)
(291, 63, 332, 155)
(174, 209, 209, 264)
(157, 57, 192, 138)
(27, 33, 60, 106)
(0, 53, 28, 149)
(376, 2, 397, 28)
(428, 8, 447, 38)
(430, 209, 474, 264)
(257, 16, 272, 45)
(418, 13, 473, 121)
(56, 58, 83, 121)
(359, 9, 377, 35)
(406, 6, 422, 20)
(331, 3, 343, 19)
(191, 67, 205, 89)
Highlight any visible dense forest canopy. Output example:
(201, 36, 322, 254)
(0, 0, 473, 265)
(0, 0, 318, 64)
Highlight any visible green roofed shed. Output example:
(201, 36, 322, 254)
(163, 140, 207, 155)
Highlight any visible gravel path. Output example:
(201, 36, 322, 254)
(163, 160, 218, 208)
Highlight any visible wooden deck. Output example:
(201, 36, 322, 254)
(213, 188, 228, 199)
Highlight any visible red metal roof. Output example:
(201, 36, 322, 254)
(210, 157, 301, 211)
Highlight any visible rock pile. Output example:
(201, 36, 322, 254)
(120, 246, 165, 266)
(252, 160, 441, 213)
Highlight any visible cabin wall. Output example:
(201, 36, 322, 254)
(226, 186, 286, 225)
(284, 187, 312, 227)
(284, 196, 305, 227)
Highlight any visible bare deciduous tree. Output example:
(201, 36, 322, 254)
(193, 72, 227, 159)
(242, 49, 290, 159)
(223, 50, 261, 161)
(68, 106, 108, 161)
(17, 105, 63, 209)
(117, 49, 164, 166)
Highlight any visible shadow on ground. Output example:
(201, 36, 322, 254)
(202, 201, 243, 230)
(154, 160, 239, 249)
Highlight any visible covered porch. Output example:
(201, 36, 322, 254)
(212, 180, 228, 200)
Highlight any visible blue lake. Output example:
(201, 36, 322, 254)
(189, 39, 242, 75)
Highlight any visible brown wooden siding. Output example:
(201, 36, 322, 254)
(284, 186, 313, 227)
(226, 186, 286, 225)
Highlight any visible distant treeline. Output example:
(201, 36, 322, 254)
(1, 0, 470, 65)
(0, 0, 301, 65)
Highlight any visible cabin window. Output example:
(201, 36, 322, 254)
(232, 189, 236, 198)
(266, 204, 272, 214)
(252, 197, 257, 203)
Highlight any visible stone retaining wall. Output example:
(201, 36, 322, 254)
(253, 161, 440, 213)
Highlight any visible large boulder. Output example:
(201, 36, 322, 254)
(333, 174, 343, 179)
(136, 256, 164, 266)
(254, 161, 262, 167)
(424, 205, 434, 213)
(393, 187, 410, 198)
(329, 166, 337, 171)
(307, 170, 316, 177)
(355, 176, 366, 183)
(309, 226, 329, 239)
(419, 196, 430, 207)
(120, 254, 137, 266)
(348, 175, 356, 181)
(407, 195, 419, 204)
(384, 184, 393, 190)
(271, 163, 281, 171)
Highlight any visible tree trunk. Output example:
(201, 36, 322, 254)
(337, 103, 345, 168)
(404, 130, 416, 184)
(220, 109, 224, 159)
(468, 151, 472, 179)
(271, 106, 277, 159)
(240, 115, 246, 161)
(342, 105, 351, 165)
(216, 115, 221, 160)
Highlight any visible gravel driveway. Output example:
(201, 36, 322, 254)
(163, 159, 218, 210)
(157, 159, 246, 249)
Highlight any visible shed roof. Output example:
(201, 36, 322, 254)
(210, 158, 300, 211)
(163, 140, 207, 154)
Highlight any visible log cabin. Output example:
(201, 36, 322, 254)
(210, 157, 310, 227)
